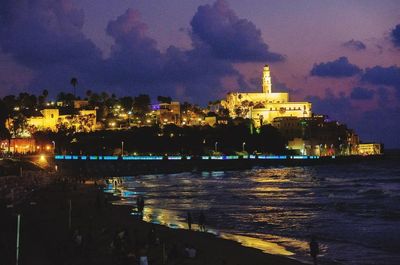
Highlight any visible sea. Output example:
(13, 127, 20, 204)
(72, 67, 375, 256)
(105, 155, 400, 265)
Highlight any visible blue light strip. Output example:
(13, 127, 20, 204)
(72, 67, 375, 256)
(291, 155, 308, 159)
(122, 156, 163, 160)
(258, 155, 287, 159)
(53, 154, 326, 161)
(167, 156, 182, 160)
(103, 156, 118, 160)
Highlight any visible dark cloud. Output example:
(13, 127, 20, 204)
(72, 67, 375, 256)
(101, 9, 163, 85)
(306, 90, 353, 123)
(391, 24, 400, 47)
(350, 87, 375, 100)
(0, 0, 101, 69)
(361, 66, 400, 98)
(190, 0, 284, 62)
(0, 0, 259, 103)
(342, 39, 366, 51)
(310, 57, 362, 78)
(97, 8, 241, 101)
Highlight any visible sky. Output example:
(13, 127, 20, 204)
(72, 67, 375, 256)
(0, 0, 400, 147)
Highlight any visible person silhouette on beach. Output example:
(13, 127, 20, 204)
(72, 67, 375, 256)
(187, 212, 192, 230)
(198, 211, 206, 232)
(309, 236, 320, 265)
(140, 196, 145, 213)
(136, 196, 145, 214)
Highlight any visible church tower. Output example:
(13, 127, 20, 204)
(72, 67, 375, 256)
(262, 64, 272, 94)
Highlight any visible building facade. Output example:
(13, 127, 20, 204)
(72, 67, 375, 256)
(26, 108, 97, 132)
(358, 143, 382, 155)
(221, 65, 312, 126)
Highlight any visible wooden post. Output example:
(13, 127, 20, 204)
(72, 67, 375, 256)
(16, 214, 21, 265)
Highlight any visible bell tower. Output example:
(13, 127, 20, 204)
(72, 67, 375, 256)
(262, 64, 272, 94)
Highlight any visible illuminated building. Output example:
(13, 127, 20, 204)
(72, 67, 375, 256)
(26, 108, 97, 132)
(151, 102, 181, 125)
(358, 143, 382, 155)
(0, 138, 36, 154)
(27, 109, 60, 131)
(221, 65, 312, 126)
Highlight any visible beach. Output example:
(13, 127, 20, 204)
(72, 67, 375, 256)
(1, 177, 306, 265)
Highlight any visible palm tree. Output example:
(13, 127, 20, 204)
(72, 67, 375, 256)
(70, 77, 78, 98)
(42, 89, 49, 98)
(86, 90, 92, 100)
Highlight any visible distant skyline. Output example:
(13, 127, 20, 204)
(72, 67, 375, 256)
(0, 0, 399, 147)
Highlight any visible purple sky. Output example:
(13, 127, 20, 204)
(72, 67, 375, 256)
(0, 0, 400, 147)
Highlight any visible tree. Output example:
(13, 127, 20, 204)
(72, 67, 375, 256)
(70, 77, 78, 98)
(133, 94, 151, 115)
(10, 113, 27, 137)
(0, 99, 11, 142)
(181, 102, 193, 113)
(42, 89, 49, 98)
(86, 89, 92, 98)
(120, 96, 134, 111)
(57, 92, 75, 107)
(88, 92, 101, 106)
(2, 95, 17, 112)
(157, 96, 172, 104)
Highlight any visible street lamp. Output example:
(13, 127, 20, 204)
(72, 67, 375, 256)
(242, 142, 246, 152)
(214, 142, 218, 152)
(121, 141, 124, 156)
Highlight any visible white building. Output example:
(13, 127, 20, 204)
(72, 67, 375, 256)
(221, 65, 312, 127)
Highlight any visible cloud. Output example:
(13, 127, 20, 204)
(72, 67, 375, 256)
(96, 8, 241, 102)
(0, 0, 255, 103)
(350, 87, 375, 100)
(310, 57, 362, 78)
(391, 24, 400, 48)
(342, 39, 366, 51)
(306, 89, 353, 122)
(361, 65, 400, 91)
(190, 0, 284, 62)
(0, 0, 101, 70)
(101, 9, 163, 85)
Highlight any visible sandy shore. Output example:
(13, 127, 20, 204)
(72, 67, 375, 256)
(1, 178, 307, 265)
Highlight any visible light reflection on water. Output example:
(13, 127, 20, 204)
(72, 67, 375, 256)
(105, 159, 400, 265)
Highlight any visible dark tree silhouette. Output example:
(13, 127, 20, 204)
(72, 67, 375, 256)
(70, 77, 78, 98)
(133, 94, 151, 115)
(86, 89, 92, 98)
(157, 96, 172, 104)
(0, 99, 11, 142)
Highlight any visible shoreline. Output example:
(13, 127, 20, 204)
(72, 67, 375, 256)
(1, 177, 308, 265)
(54, 154, 384, 177)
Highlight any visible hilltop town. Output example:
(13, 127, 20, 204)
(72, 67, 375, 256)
(0, 66, 381, 156)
